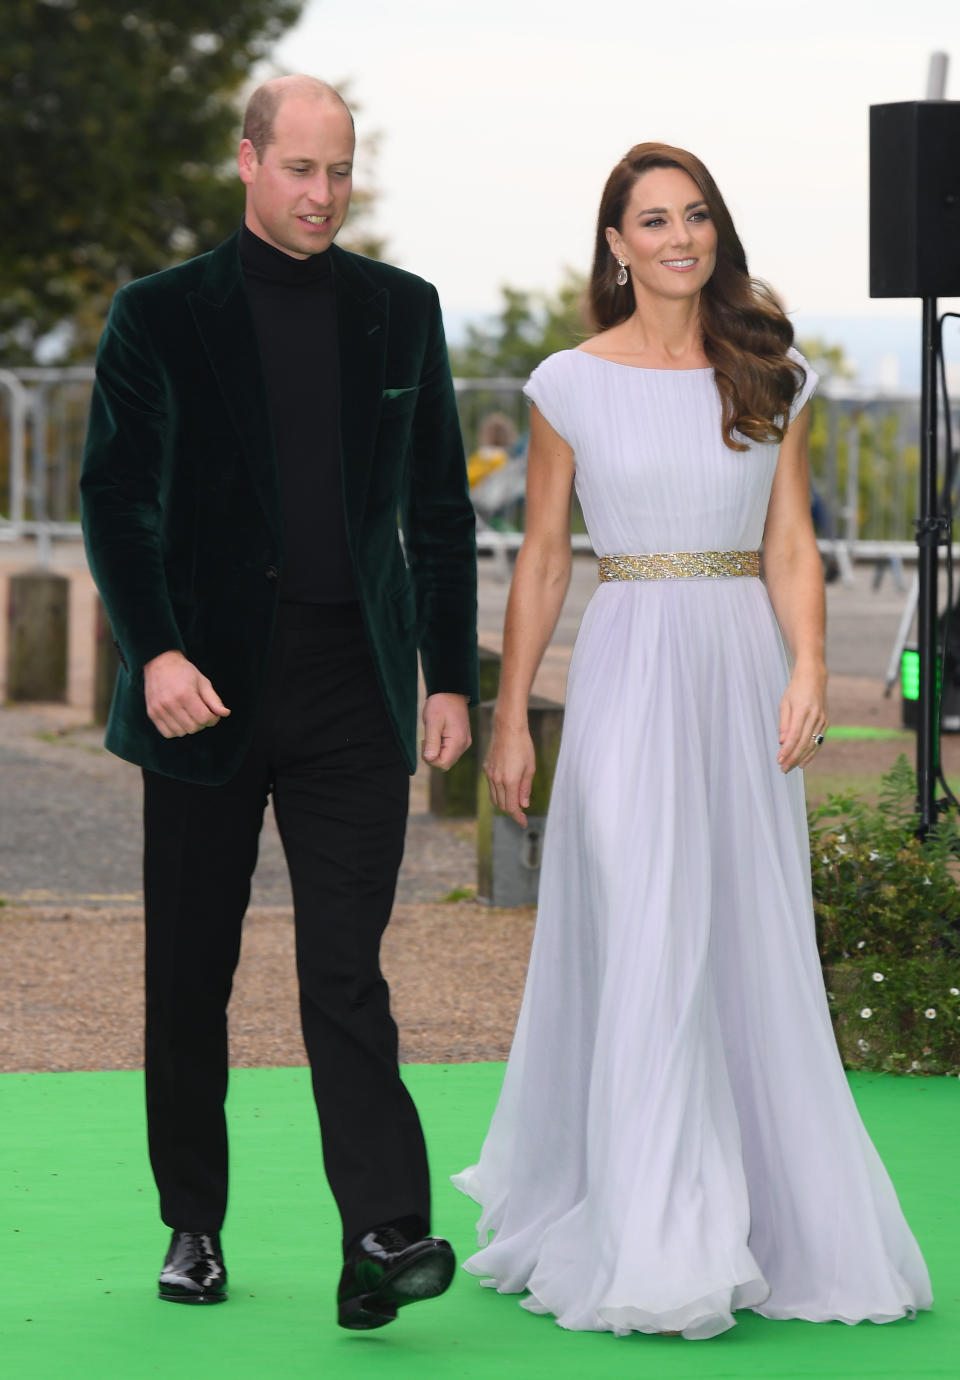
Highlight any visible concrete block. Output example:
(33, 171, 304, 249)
(93, 597, 120, 725)
(476, 693, 564, 906)
(6, 569, 68, 702)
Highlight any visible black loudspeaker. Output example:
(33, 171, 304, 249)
(870, 101, 960, 298)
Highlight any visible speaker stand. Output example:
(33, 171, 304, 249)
(915, 296, 947, 836)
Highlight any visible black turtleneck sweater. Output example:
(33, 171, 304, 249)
(239, 221, 355, 603)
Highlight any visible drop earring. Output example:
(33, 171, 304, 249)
(616, 258, 629, 286)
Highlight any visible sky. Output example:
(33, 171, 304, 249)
(271, 0, 960, 375)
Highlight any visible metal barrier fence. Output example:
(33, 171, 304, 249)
(2, 368, 958, 578)
(0, 366, 96, 564)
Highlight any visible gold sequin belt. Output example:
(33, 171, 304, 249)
(598, 550, 760, 581)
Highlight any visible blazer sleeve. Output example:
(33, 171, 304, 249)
(80, 287, 186, 677)
(401, 285, 479, 704)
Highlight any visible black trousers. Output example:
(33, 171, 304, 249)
(142, 603, 430, 1249)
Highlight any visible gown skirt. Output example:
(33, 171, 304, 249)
(452, 350, 932, 1341)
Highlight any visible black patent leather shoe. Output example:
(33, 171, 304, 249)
(158, 1230, 228, 1304)
(337, 1226, 455, 1330)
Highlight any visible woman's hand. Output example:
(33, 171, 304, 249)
(777, 663, 828, 772)
(484, 721, 537, 826)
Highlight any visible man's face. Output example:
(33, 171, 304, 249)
(238, 96, 355, 258)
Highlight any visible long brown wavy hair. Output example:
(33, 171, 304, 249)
(588, 142, 804, 451)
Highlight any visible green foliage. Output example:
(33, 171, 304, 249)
(451, 271, 589, 380)
(0, 0, 305, 362)
(441, 886, 476, 903)
(337, 124, 386, 262)
(794, 336, 855, 385)
(794, 336, 919, 543)
(450, 271, 589, 485)
(815, 407, 918, 543)
(809, 755, 960, 1074)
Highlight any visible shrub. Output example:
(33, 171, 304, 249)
(809, 755, 960, 1075)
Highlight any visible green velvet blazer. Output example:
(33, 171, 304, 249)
(80, 231, 478, 783)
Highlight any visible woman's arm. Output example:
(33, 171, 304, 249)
(761, 402, 829, 772)
(484, 403, 575, 823)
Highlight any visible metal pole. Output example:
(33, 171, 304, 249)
(926, 51, 949, 99)
(0, 370, 30, 528)
(29, 383, 52, 568)
(823, 398, 839, 535)
(913, 54, 948, 832)
(844, 415, 860, 545)
(915, 297, 942, 836)
(885, 572, 919, 693)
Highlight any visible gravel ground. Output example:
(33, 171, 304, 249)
(0, 901, 534, 1072)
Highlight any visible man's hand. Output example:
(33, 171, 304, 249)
(144, 650, 230, 739)
(421, 692, 471, 771)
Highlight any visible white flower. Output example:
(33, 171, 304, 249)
(857, 940, 866, 949)
(872, 972, 884, 982)
(869, 850, 880, 861)
(950, 988, 959, 997)
(925, 1008, 937, 1019)
(857, 1038, 870, 1052)
(923, 876, 931, 886)
(860, 1008, 873, 1019)
(910, 1060, 921, 1071)
(837, 833, 846, 843)
(821, 855, 830, 865)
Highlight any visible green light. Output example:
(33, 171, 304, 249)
(902, 648, 920, 700)
(901, 648, 942, 702)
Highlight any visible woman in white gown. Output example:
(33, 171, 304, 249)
(452, 143, 932, 1340)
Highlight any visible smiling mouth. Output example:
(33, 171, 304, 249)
(300, 214, 330, 225)
(662, 258, 696, 269)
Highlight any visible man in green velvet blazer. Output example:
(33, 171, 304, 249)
(81, 76, 478, 1327)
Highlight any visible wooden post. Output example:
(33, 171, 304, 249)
(476, 693, 564, 906)
(93, 597, 120, 725)
(428, 644, 501, 817)
(6, 570, 68, 702)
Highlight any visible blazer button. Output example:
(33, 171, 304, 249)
(264, 565, 279, 581)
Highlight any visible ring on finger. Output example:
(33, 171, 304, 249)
(811, 732, 825, 747)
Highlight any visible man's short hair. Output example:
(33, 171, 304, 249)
(242, 75, 354, 160)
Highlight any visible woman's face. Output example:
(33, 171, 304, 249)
(606, 166, 718, 303)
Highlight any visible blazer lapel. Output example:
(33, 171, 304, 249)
(330, 245, 388, 538)
(188, 232, 280, 535)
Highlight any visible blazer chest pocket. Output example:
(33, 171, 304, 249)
(381, 385, 420, 416)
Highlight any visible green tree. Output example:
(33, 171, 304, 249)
(0, 0, 305, 363)
(337, 122, 385, 262)
(795, 336, 855, 386)
(451, 270, 589, 379)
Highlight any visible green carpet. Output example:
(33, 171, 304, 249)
(1, 1065, 957, 1379)
(827, 726, 912, 742)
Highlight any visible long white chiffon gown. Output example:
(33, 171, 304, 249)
(452, 347, 933, 1340)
